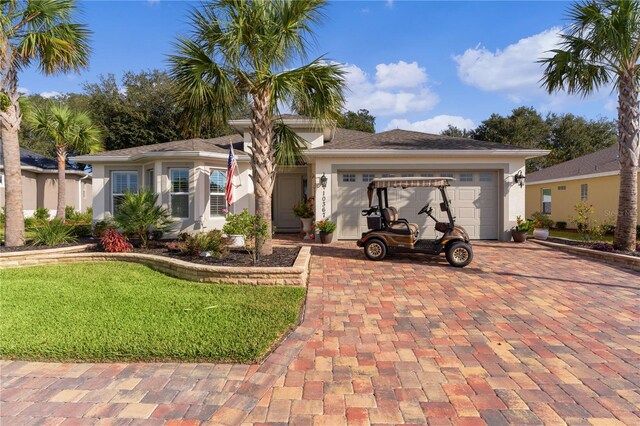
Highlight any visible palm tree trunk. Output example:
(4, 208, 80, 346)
(250, 91, 275, 256)
(55, 146, 67, 221)
(0, 67, 25, 247)
(614, 72, 639, 251)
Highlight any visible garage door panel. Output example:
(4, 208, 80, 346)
(336, 171, 499, 240)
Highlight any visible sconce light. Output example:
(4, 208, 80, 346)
(320, 173, 328, 189)
(514, 170, 525, 188)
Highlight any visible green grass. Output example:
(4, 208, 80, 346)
(0, 262, 306, 363)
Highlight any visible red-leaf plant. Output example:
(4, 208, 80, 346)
(100, 228, 133, 253)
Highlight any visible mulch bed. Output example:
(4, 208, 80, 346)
(0, 238, 95, 253)
(545, 237, 640, 258)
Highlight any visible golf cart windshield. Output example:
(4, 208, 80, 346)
(367, 177, 453, 207)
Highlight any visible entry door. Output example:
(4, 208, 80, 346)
(274, 174, 303, 231)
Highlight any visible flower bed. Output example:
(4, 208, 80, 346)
(531, 238, 640, 272)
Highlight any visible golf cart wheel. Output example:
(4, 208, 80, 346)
(446, 241, 473, 267)
(364, 239, 387, 261)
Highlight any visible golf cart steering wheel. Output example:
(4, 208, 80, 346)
(418, 203, 431, 215)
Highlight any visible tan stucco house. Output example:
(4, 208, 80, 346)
(74, 116, 547, 241)
(526, 145, 640, 226)
(0, 146, 92, 217)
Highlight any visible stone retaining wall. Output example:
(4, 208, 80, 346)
(0, 245, 311, 286)
(531, 239, 640, 272)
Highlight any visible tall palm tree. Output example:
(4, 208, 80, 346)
(1, 0, 91, 246)
(168, 0, 345, 256)
(540, 0, 640, 251)
(27, 104, 103, 221)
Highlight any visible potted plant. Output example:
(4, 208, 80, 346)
(315, 219, 337, 244)
(222, 209, 250, 248)
(531, 211, 554, 240)
(293, 199, 314, 240)
(511, 216, 533, 243)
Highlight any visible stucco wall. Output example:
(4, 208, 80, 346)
(22, 171, 38, 213)
(525, 173, 640, 226)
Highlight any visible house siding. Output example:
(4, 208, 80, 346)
(525, 173, 640, 226)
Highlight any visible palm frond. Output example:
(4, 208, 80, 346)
(272, 121, 308, 166)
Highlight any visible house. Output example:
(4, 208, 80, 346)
(526, 145, 640, 226)
(0, 146, 92, 217)
(74, 116, 547, 241)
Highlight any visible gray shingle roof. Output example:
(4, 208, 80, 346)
(0, 145, 59, 170)
(527, 145, 620, 183)
(88, 134, 243, 157)
(314, 129, 527, 150)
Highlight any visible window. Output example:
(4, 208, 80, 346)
(542, 188, 552, 214)
(111, 171, 138, 214)
(210, 169, 227, 217)
(381, 173, 395, 178)
(558, 185, 566, 191)
(440, 173, 454, 178)
(479, 173, 493, 182)
(146, 169, 154, 192)
(421, 173, 434, 177)
(170, 169, 189, 218)
(362, 173, 375, 183)
(460, 173, 473, 182)
(342, 173, 355, 182)
(401, 173, 415, 177)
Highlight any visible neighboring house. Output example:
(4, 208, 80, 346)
(526, 145, 640, 226)
(0, 146, 92, 217)
(74, 116, 547, 241)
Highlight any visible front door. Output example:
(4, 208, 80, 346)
(274, 174, 303, 232)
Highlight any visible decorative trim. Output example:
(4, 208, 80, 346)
(305, 148, 549, 159)
(527, 170, 621, 185)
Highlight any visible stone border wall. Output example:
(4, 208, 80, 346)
(0, 245, 311, 286)
(531, 239, 640, 273)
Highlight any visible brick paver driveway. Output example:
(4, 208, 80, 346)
(2, 242, 639, 425)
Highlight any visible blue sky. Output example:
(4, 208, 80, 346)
(19, 0, 617, 133)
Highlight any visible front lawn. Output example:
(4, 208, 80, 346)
(0, 262, 306, 363)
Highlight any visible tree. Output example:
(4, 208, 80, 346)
(27, 104, 103, 221)
(337, 109, 375, 133)
(545, 114, 616, 164)
(168, 0, 345, 256)
(1, 0, 90, 246)
(540, 0, 640, 251)
(440, 125, 473, 138)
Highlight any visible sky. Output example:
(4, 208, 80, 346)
(18, 0, 618, 133)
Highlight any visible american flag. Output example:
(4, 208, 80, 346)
(226, 144, 237, 205)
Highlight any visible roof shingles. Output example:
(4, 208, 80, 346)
(89, 134, 243, 157)
(527, 145, 619, 183)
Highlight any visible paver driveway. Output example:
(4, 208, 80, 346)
(1, 242, 639, 425)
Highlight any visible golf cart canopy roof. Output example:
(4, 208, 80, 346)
(367, 177, 454, 206)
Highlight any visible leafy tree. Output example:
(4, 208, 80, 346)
(545, 114, 616, 164)
(440, 125, 473, 138)
(27, 104, 103, 221)
(1, 0, 91, 247)
(168, 0, 345, 256)
(540, 0, 640, 251)
(337, 109, 375, 133)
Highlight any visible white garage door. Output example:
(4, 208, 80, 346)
(336, 171, 499, 240)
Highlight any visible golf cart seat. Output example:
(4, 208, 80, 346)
(382, 207, 419, 237)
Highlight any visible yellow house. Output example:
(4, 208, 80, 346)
(526, 145, 640, 227)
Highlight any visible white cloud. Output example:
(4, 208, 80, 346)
(40, 91, 62, 99)
(343, 62, 439, 116)
(17, 87, 30, 96)
(453, 27, 562, 94)
(384, 115, 475, 134)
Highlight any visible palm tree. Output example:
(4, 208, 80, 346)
(540, 0, 640, 251)
(1, 0, 91, 246)
(168, 0, 345, 256)
(27, 104, 103, 221)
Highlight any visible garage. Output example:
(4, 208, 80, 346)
(336, 170, 500, 240)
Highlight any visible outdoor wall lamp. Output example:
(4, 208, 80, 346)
(320, 173, 328, 189)
(514, 170, 525, 187)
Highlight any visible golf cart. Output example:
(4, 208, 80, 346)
(356, 177, 473, 267)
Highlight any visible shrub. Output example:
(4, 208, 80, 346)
(555, 221, 567, 230)
(592, 242, 614, 252)
(0, 207, 5, 224)
(33, 207, 50, 222)
(65, 205, 75, 219)
(570, 201, 594, 240)
(93, 219, 114, 238)
(243, 213, 268, 265)
(530, 211, 553, 229)
(100, 228, 133, 253)
(181, 230, 228, 258)
(315, 219, 337, 233)
(114, 190, 174, 248)
(512, 216, 534, 232)
(65, 206, 93, 222)
(69, 223, 92, 238)
(24, 216, 36, 229)
(292, 199, 314, 218)
(223, 210, 251, 235)
(31, 220, 77, 246)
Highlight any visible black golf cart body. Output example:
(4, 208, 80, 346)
(356, 177, 474, 267)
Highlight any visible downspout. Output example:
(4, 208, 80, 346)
(79, 173, 90, 212)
